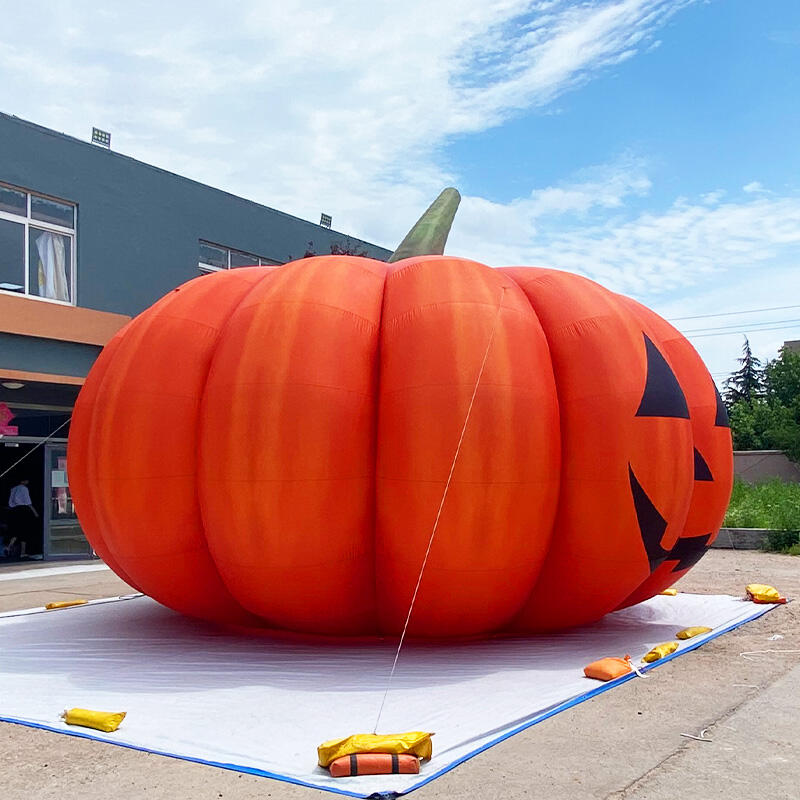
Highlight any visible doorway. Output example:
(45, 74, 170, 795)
(0, 441, 44, 560)
(0, 439, 92, 562)
(43, 442, 92, 558)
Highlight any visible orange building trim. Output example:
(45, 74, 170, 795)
(0, 368, 85, 386)
(0, 293, 131, 347)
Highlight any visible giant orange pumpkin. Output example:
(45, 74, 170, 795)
(67, 190, 732, 637)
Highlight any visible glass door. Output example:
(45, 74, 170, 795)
(43, 443, 92, 559)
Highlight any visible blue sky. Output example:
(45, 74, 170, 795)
(1, 0, 799, 379)
(447, 1, 800, 205)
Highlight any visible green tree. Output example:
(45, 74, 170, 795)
(764, 346, 800, 407)
(724, 336, 763, 405)
(726, 343, 800, 462)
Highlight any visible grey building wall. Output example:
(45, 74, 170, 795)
(733, 450, 800, 484)
(711, 528, 772, 549)
(0, 333, 100, 378)
(0, 112, 391, 317)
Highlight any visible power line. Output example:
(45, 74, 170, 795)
(686, 323, 800, 340)
(669, 304, 800, 322)
(680, 317, 800, 334)
(0, 418, 71, 480)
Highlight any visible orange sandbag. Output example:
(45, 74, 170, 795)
(329, 754, 420, 777)
(584, 655, 633, 681)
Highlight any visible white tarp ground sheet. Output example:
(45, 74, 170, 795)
(0, 593, 774, 798)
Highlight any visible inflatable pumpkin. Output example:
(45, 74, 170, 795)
(67, 190, 732, 637)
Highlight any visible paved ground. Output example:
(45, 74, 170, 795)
(1, 550, 797, 800)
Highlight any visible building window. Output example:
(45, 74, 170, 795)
(0, 182, 76, 304)
(198, 240, 281, 273)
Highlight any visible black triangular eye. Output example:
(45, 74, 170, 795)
(629, 465, 669, 572)
(636, 334, 690, 419)
(714, 384, 730, 427)
(693, 448, 713, 481)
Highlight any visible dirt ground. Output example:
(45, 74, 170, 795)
(1, 550, 798, 800)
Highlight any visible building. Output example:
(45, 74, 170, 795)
(0, 112, 390, 561)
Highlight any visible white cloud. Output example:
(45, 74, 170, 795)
(447, 174, 800, 379)
(0, 0, 689, 246)
(742, 181, 767, 194)
(452, 178, 800, 281)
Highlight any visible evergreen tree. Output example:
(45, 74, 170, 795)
(723, 336, 764, 405)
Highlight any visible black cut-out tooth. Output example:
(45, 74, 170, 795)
(629, 465, 669, 572)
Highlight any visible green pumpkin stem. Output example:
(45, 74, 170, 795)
(388, 188, 461, 262)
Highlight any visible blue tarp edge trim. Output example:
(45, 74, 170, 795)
(0, 716, 370, 799)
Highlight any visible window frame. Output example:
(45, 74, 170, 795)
(0, 181, 77, 306)
(198, 239, 281, 273)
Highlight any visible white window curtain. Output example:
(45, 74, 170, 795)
(35, 231, 70, 301)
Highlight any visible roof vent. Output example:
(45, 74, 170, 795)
(92, 127, 111, 148)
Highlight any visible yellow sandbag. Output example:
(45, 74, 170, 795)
(746, 584, 787, 604)
(642, 641, 679, 663)
(318, 731, 433, 768)
(61, 708, 126, 732)
(659, 588, 678, 596)
(45, 600, 88, 610)
(676, 626, 712, 640)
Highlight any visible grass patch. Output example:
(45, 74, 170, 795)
(724, 478, 800, 552)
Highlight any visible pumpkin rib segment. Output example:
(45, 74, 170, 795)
(499, 268, 694, 631)
(613, 296, 732, 608)
(84, 309, 175, 593)
(496, 266, 567, 625)
(96, 276, 261, 621)
(199, 257, 388, 634)
(68, 330, 143, 593)
(76, 290, 204, 591)
(83, 269, 271, 626)
(376, 258, 560, 636)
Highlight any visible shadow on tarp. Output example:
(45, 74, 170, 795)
(0, 595, 686, 695)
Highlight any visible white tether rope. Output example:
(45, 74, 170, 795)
(373, 289, 506, 734)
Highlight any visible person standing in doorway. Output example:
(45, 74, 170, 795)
(8, 479, 41, 559)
